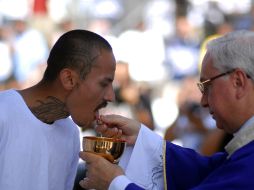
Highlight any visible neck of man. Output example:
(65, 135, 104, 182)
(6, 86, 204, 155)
(29, 96, 70, 124)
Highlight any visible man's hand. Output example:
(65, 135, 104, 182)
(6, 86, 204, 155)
(79, 151, 124, 190)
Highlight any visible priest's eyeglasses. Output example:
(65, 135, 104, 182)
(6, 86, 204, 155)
(197, 69, 235, 94)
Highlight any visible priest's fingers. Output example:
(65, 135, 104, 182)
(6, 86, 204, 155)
(95, 124, 121, 138)
(100, 114, 141, 136)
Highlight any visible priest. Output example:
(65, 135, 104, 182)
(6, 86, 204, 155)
(79, 30, 254, 190)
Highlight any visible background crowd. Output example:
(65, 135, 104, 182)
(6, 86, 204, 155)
(1, 0, 254, 155)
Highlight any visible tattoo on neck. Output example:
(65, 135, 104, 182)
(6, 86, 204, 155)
(29, 96, 69, 124)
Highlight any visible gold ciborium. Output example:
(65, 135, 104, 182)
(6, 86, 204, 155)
(82, 136, 126, 164)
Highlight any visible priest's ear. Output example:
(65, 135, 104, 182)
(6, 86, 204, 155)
(232, 69, 251, 99)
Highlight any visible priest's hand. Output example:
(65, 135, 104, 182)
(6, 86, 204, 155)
(96, 114, 141, 145)
(79, 151, 124, 190)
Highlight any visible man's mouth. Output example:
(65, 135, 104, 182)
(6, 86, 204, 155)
(93, 102, 108, 122)
(95, 101, 108, 111)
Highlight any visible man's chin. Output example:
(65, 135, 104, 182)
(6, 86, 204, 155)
(78, 121, 96, 129)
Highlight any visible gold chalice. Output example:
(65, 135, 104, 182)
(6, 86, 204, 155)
(82, 136, 126, 164)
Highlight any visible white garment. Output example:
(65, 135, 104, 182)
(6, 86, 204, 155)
(0, 89, 80, 190)
(109, 125, 164, 190)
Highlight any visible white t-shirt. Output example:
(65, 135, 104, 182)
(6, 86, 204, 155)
(0, 89, 80, 190)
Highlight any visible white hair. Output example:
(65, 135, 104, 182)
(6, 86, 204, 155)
(207, 30, 254, 80)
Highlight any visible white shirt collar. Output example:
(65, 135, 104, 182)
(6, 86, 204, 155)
(225, 115, 254, 158)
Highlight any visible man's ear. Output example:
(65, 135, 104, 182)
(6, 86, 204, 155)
(232, 69, 249, 99)
(59, 68, 79, 90)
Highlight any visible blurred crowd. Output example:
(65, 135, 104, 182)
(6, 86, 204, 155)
(1, 0, 254, 155)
